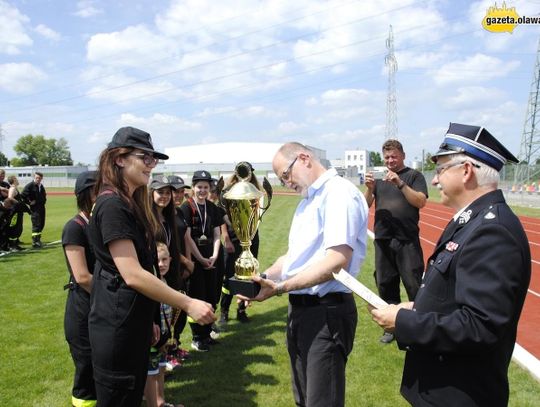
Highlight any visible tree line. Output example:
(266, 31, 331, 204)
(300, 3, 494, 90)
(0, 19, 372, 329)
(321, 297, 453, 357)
(0, 134, 73, 167)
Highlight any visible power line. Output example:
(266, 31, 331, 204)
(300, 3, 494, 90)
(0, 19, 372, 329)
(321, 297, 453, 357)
(1, 0, 434, 114)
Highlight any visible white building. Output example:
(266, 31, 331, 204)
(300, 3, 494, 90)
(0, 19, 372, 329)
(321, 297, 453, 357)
(344, 149, 369, 176)
(159, 142, 329, 184)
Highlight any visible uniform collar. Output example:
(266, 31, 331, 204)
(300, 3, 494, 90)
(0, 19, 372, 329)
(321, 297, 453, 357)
(453, 189, 504, 225)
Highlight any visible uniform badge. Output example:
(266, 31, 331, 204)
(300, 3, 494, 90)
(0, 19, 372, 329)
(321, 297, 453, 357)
(484, 212, 496, 219)
(162, 175, 168, 183)
(458, 209, 472, 224)
(202, 171, 206, 177)
(445, 241, 459, 252)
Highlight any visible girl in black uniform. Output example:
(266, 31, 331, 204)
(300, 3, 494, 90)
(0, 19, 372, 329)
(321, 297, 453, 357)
(87, 127, 215, 407)
(180, 170, 224, 352)
(63, 171, 97, 407)
(168, 175, 193, 361)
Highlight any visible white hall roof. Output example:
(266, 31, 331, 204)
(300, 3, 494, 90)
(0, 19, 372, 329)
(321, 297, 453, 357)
(164, 142, 283, 165)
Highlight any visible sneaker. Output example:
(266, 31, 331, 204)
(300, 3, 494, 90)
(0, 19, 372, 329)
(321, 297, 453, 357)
(237, 309, 250, 323)
(210, 323, 221, 339)
(191, 340, 210, 352)
(379, 332, 395, 344)
(165, 355, 182, 372)
(175, 348, 190, 360)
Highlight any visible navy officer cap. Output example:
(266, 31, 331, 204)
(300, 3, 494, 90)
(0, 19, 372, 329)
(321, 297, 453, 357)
(108, 126, 169, 160)
(74, 171, 97, 195)
(432, 123, 518, 171)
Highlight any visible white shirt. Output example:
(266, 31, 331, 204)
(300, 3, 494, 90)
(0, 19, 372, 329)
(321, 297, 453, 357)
(281, 168, 368, 296)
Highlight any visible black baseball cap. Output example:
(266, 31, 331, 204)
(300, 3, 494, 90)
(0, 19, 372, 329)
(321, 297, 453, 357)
(150, 175, 174, 190)
(432, 123, 518, 171)
(107, 126, 169, 160)
(167, 175, 190, 189)
(74, 171, 97, 195)
(192, 170, 213, 184)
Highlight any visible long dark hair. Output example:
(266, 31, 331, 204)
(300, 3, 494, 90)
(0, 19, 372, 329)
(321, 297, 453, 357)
(150, 186, 182, 290)
(94, 147, 160, 245)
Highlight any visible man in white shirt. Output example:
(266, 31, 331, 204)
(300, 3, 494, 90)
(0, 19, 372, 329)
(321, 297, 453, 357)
(249, 142, 368, 407)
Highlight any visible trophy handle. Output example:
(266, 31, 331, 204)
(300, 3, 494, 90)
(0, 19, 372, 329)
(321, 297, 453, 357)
(216, 176, 226, 209)
(259, 177, 273, 219)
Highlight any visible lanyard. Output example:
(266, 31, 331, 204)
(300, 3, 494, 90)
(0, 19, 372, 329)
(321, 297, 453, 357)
(195, 200, 207, 237)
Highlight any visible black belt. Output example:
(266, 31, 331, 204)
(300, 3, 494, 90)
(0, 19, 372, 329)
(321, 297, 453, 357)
(288, 292, 352, 307)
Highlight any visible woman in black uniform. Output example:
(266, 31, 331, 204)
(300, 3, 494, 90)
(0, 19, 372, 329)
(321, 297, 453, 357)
(180, 170, 223, 352)
(88, 127, 215, 406)
(63, 171, 97, 407)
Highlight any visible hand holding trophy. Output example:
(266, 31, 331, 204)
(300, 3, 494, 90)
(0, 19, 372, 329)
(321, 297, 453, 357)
(218, 162, 272, 297)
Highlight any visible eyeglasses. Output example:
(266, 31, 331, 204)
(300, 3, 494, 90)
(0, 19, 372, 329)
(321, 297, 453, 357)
(130, 153, 159, 167)
(435, 161, 480, 176)
(280, 156, 298, 186)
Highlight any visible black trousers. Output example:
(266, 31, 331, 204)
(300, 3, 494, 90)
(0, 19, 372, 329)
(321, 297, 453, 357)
(64, 286, 96, 404)
(374, 238, 424, 304)
(287, 294, 357, 407)
(89, 269, 156, 407)
(188, 256, 218, 341)
(30, 205, 45, 234)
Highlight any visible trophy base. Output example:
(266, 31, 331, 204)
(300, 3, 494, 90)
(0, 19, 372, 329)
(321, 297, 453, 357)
(229, 277, 261, 298)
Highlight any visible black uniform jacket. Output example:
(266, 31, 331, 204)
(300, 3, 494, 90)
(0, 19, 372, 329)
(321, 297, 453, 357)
(395, 190, 531, 407)
(21, 181, 47, 208)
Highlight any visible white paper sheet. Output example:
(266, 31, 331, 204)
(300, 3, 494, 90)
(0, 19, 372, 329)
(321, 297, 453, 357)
(333, 269, 388, 309)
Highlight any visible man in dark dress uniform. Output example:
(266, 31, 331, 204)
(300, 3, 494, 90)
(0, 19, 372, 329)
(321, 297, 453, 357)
(21, 171, 47, 248)
(371, 123, 531, 406)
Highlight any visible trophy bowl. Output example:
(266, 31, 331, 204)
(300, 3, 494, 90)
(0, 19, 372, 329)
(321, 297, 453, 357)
(221, 162, 272, 297)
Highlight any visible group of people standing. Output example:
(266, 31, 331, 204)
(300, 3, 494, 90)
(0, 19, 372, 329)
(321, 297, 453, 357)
(60, 122, 531, 407)
(62, 126, 258, 407)
(0, 169, 47, 253)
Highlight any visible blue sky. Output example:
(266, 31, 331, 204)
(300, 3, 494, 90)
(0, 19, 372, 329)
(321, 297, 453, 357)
(1, 0, 539, 165)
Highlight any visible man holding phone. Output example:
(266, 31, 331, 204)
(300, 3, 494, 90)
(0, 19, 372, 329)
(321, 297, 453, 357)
(364, 139, 427, 343)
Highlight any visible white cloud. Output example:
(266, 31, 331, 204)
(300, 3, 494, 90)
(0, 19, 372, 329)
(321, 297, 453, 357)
(74, 0, 103, 18)
(319, 88, 373, 106)
(118, 113, 202, 131)
(34, 24, 61, 42)
(0, 1, 32, 54)
(278, 121, 306, 133)
(197, 106, 236, 117)
(457, 101, 522, 127)
(86, 25, 174, 67)
(0, 63, 47, 93)
(433, 54, 520, 85)
(445, 86, 506, 109)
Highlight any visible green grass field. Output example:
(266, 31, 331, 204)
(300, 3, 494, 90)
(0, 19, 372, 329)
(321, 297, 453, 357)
(0, 194, 539, 406)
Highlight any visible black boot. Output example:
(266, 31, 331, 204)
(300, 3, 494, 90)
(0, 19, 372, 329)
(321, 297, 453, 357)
(236, 303, 250, 323)
(32, 235, 41, 248)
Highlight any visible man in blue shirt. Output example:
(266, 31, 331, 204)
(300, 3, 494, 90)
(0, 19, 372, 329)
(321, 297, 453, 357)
(250, 142, 368, 407)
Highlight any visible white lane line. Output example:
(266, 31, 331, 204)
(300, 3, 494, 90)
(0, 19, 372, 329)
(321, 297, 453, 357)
(528, 289, 540, 298)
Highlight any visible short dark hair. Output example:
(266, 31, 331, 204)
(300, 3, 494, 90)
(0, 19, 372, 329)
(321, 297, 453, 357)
(76, 187, 94, 214)
(382, 139, 404, 154)
(35, 171, 44, 177)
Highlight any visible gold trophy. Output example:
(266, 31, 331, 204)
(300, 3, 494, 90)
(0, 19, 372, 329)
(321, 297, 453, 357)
(220, 162, 272, 297)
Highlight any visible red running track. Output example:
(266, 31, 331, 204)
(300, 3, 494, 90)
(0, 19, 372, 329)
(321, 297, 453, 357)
(368, 201, 540, 360)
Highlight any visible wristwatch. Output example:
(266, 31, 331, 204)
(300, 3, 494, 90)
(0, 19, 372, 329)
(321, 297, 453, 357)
(397, 180, 405, 190)
(276, 282, 285, 296)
